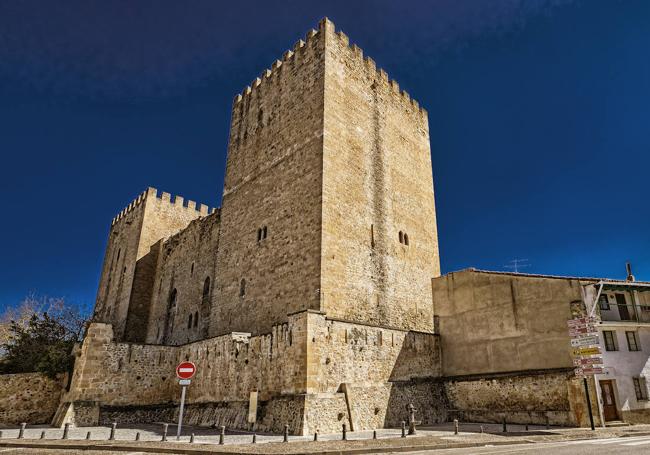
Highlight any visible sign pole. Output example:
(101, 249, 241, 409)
(583, 377, 595, 430)
(177, 384, 187, 440)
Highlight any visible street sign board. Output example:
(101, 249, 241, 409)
(570, 335, 599, 347)
(572, 346, 601, 356)
(567, 317, 598, 327)
(176, 361, 196, 380)
(573, 356, 603, 366)
(576, 367, 604, 376)
(179, 379, 191, 386)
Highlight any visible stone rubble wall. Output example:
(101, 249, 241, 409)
(0, 373, 64, 425)
(443, 369, 602, 427)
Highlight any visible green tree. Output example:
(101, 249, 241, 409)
(0, 296, 89, 378)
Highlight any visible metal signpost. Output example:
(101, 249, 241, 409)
(567, 317, 600, 430)
(175, 361, 196, 440)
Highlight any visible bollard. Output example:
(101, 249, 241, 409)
(62, 423, 70, 440)
(314, 431, 318, 442)
(109, 422, 117, 440)
(41, 431, 47, 440)
(18, 423, 26, 439)
(546, 415, 550, 430)
(190, 433, 195, 443)
(219, 425, 225, 445)
(480, 425, 484, 434)
(502, 417, 507, 433)
(342, 423, 347, 441)
(373, 430, 377, 440)
(162, 423, 168, 442)
(252, 433, 256, 444)
(401, 421, 406, 438)
(85, 431, 91, 440)
(454, 419, 459, 435)
(525, 424, 529, 432)
(135, 432, 140, 441)
(283, 424, 289, 443)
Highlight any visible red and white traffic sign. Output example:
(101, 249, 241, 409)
(176, 361, 196, 380)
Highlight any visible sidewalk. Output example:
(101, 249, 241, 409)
(1, 422, 650, 454)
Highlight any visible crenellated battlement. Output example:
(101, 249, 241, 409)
(325, 18, 426, 116)
(231, 18, 426, 116)
(111, 187, 218, 226)
(232, 25, 321, 106)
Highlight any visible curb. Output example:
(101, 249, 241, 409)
(0, 438, 534, 455)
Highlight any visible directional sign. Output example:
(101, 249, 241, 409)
(576, 366, 604, 376)
(568, 326, 597, 336)
(567, 317, 598, 327)
(176, 361, 196, 380)
(571, 336, 599, 347)
(573, 356, 603, 366)
(572, 346, 601, 356)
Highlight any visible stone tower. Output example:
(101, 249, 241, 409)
(212, 18, 440, 336)
(93, 188, 215, 340)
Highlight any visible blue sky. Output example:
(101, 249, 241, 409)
(0, 0, 648, 311)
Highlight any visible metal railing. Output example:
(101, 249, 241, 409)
(600, 303, 650, 323)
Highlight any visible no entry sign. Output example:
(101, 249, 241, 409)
(176, 361, 196, 380)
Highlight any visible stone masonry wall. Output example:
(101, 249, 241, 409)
(95, 188, 215, 341)
(211, 25, 326, 337)
(320, 19, 440, 333)
(444, 369, 602, 427)
(0, 373, 64, 425)
(145, 212, 221, 345)
(305, 312, 442, 431)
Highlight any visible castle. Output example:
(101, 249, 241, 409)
(40, 18, 650, 433)
(56, 18, 442, 434)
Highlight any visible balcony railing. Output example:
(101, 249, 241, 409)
(600, 303, 650, 323)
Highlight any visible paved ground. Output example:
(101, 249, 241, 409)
(1, 422, 650, 454)
(395, 435, 650, 454)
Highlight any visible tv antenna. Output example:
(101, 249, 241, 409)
(504, 258, 530, 273)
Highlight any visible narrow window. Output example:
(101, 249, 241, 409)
(626, 331, 640, 351)
(194, 311, 199, 328)
(203, 277, 211, 300)
(263, 226, 267, 239)
(240, 278, 246, 297)
(598, 294, 610, 310)
(633, 377, 649, 400)
(190, 262, 194, 275)
(117, 248, 121, 261)
(404, 233, 409, 246)
(399, 231, 404, 244)
(603, 330, 617, 351)
(188, 313, 193, 329)
(257, 228, 262, 242)
(370, 224, 375, 248)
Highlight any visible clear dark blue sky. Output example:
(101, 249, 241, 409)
(1, 0, 648, 311)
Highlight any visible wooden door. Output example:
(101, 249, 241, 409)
(600, 380, 618, 421)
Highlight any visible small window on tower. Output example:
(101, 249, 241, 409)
(257, 228, 262, 242)
(404, 233, 409, 246)
(194, 311, 199, 328)
(399, 231, 404, 244)
(188, 313, 193, 329)
(240, 278, 246, 297)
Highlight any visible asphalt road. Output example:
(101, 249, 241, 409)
(395, 435, 650, 454)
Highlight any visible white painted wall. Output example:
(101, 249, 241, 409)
(597, 322, 650, 417)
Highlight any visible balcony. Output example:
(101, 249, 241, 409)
(599, 303, 650, 324)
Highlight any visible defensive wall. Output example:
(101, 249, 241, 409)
(58, 311, 442, 435)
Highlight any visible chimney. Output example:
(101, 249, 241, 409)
(626, 262, 636, 282)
